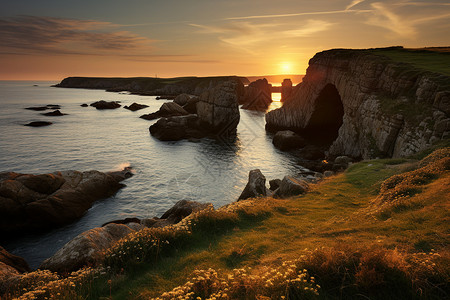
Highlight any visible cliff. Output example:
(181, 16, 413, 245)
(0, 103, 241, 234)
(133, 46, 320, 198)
(266, 47, 450, 159)
(55, 76, 248, 96)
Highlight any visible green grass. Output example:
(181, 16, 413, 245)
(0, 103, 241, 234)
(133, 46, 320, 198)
(370, 48, 450, 76)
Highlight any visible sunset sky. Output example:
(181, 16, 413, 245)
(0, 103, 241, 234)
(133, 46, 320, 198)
(1, 0, 449, 80)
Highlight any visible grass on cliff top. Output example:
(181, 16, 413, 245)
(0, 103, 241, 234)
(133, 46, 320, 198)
(97, 150, 449, 299)
(370, 47, 450, 77)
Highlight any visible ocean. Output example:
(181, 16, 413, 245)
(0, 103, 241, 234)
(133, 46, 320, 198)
(0, 81, 302, 269)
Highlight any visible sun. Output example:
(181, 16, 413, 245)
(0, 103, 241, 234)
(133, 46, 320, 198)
(280, 62, 292, 74)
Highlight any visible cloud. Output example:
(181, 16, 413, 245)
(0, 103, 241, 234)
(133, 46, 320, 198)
(0, 15, 155, 56)
(225, 9, 372, 21)
(190, 19, 333, 54)
(346, 0, 366, 10)
(365, 1, 450, 39)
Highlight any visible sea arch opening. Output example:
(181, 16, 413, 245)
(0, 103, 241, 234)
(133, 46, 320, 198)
(302, 83, 344, 146)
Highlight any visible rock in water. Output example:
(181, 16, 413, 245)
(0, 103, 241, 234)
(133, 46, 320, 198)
(0, 167, 133, 236)
(140, 102, 189, 120)
(90, 100, 121, 109)
(274, 176, 309, 198)
(238, 169, 267, 200)
(196, 81, 240, 134)
(272, 130, 306, 151)
(24, 121, 52, 127)
(41, 110, 67, 116)
(281, 78, 293, 102)
(124, 102, 149, 111)
(241, 78, 272, 111)
(149, 80, 241, 141)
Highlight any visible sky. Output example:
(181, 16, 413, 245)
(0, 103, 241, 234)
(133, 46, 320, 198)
(0, 0, 449, 80)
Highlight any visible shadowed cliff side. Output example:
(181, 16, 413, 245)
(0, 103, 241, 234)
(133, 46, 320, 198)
(266, 47, 450, 159)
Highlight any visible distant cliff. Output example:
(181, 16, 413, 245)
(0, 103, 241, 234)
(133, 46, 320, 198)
(266, 48, 450, 159)
(55, 76, 249, 96)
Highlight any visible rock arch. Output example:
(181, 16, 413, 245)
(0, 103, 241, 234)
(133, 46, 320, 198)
(302, 84, 344, 145)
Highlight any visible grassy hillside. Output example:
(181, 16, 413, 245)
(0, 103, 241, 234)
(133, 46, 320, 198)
(4, 145, 449, 300)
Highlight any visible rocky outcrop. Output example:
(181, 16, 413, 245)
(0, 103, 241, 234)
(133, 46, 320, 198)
(238, 169, 267, 200)
(0, 167, 133, 236)
(90, 100, 121, 109)
(124, 102, 149, 111)
(140, 102, 189, 120)
(272, 130, 306, 151)
(266, 48, 450, 159)
(241, 78, 272, 111)
(40, 200, 210, 273)
(174, 94, 191, 106)
(150, 81, 241, 141)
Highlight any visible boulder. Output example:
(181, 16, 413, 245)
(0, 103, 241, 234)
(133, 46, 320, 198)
(159, 200, 211, 224)
(238, 169, 267, 200)
(269, 179, 282, 191)
(41, 110, 67, 116)
(0, 246, 30, 273)
(40, 223, 142, 273)
(124, 102, 149, 111)
(140, 102, 189, 120)
(174, 94, 191, 106)
(90, 100, 121, 109)
(24, 121, 52, 127)
(0, 167, 133, 236)
(324, 170, 334, 177)
(334, 156, 352, 166)
(273, 130, 306, 151)
(274, 176, 309, 198)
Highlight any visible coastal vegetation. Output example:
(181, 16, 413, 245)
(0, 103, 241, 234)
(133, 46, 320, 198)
(3, 144, 449, 299)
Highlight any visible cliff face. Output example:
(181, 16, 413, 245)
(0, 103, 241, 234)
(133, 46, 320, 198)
(266, 49, 450, 159)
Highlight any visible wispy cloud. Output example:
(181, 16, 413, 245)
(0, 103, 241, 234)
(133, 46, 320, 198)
(224, 9, 372, 21)
(365, 1, 450, 39)
(190, 19, 333, 54)
(346, 0, 366, 10)
(0, 15, 154, 56)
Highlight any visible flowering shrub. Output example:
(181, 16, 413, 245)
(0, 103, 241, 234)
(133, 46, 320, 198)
(3, 267, 101, 300)
(154, 262, 320, 300)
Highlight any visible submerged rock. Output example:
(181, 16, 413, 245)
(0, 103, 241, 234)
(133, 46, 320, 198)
(238, 169, 267, 201)
(272, 130, 306, 151)
(80, 103, 88, 107)
(41, 110, 67, 116)
(124, 102, 149, 111)
(0, 167, 133, 236)
(90, 100, 121, 109)
(25, 104, 61, 111)
(24, 121, 52, 127)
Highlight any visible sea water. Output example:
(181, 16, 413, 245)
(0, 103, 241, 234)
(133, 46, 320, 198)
(0, 81, 301, 269)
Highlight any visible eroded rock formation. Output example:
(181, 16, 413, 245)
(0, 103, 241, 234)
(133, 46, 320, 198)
(241, 78, 272, 111)
(266, 48, 450, 158)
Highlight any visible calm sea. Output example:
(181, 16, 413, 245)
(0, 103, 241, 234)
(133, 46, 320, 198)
(0, 81, 301, 269)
